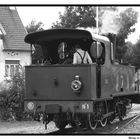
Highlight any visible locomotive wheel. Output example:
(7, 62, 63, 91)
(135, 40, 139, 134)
(99, 101, 108, 127)
(80, 115, 89, 128)
(71, 114, 88, 128)
(116, 102, 126, 121)
(88, 113, 97, 130)
(99, 117, 107, 127)
(70, 113, 80, 128)
(108, 114, 115, 124)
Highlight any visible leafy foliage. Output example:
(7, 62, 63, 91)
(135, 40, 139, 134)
(25, 20, 44, 33)
(115, 8, 138, 61)
(52, 6, 117, 29)
(124, 38, 140, 70)
(0, 66, 27, 121)
(52, 6, 96, 28)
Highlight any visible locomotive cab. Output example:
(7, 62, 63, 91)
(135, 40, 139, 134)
(24, 29, 140, 130)
(24, 29, 109, 104)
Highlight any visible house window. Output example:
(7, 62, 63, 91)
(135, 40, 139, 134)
(5, 60, 20, 77)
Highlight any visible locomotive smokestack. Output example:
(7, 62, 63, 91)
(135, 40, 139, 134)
(100, 9, 121, 63)
(113, 34, 116, 61)
(107, 33, 116, 62)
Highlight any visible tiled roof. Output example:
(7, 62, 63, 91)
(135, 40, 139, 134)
(0, 7, 30, 51)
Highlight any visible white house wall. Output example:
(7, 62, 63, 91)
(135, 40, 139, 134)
(0, 39, 5, 82)
(0, 39, 31, 82)
(5, 51, 31, 66)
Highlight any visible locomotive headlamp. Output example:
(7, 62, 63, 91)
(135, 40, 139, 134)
(27, 102, 35, 111)
(71, 75, 82, 92)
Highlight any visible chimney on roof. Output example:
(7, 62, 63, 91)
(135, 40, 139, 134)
(9, 6, 16, 10)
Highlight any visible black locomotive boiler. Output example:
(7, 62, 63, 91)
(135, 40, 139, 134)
(24, 29, 140, 130)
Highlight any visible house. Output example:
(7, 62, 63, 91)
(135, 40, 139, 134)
(0, 6, 31, 88)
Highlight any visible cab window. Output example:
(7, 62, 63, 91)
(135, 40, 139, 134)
(90, 41, 105, 65)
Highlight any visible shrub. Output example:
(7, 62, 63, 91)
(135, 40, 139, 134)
(0, 66, 27, 121)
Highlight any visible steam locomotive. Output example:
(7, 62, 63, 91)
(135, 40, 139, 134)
(24, 29, 140, 130)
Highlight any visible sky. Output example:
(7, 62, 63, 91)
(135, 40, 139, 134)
(16, 6, 65, 29)
(16, 6, 140, 44)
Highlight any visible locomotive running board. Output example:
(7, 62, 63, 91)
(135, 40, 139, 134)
(111, 92, 139, 97)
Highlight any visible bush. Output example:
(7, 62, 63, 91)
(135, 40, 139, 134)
(0, 66, 28, 121)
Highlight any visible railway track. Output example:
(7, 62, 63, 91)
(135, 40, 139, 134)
(111, 113, 140, 134)
(47, 113, 140, 135)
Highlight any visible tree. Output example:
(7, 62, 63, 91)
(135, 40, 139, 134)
(122, 41, 134, 63)
(25, 20, 44, 33)
(0, 66, 25, 121)
(124, 38, 140, 70)
(132, 39, 140, 69)
(25, 20, 45, 64)
(115, 8, 138, 61)
(52, 6, 96, 28)
(52, 6, 117, 29)
(99, 8, 138, 62)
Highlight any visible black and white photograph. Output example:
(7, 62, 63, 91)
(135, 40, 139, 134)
(0, 5, 140, 137)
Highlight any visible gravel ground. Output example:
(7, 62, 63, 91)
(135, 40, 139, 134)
(0, 104, 140, 134)
(116, 104, 140, 134)
(0, 120, 58, 134)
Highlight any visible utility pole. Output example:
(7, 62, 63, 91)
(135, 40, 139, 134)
(96, 6, 99, 34)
